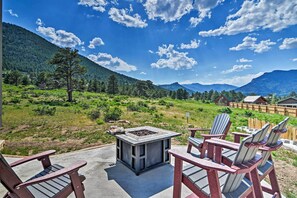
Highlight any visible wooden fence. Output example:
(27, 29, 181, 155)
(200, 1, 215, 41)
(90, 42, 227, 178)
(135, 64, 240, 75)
(229, 102, 297, 117)
(248, 118, 297, 141)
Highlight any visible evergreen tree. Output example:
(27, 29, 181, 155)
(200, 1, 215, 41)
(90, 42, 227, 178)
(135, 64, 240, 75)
(49, 47, 86, 102)
(21, 75, 30, 85)
(107, 75, 119, 94)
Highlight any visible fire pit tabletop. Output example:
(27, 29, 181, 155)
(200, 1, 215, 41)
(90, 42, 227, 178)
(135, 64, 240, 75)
(115, 126, 181, 146)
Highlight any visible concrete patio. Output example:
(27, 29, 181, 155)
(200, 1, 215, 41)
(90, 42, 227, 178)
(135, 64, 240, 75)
(0, 144, 280, 198)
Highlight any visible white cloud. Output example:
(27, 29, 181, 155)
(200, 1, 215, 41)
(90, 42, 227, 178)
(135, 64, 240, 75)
(8, 9, 18, 17)
(279, 38, 297, 50)
(36, 18, 43, 26)
(88, 52, 137, 72)
(36, 19, 83, 48)
(222, 64, 252, 74)
(81, 46, 86, 52)
(78, 0, 107, 12)
(108, 7, 148, 28)
(140, 72, 147, 75)
(88, 37, 105, 49)
(180, 39, 200, 49)
(144, 0, 223, 25)
(237, 58, 253, 63)
(129, 4, 133, 12)
(148, 50, 154, 54)
(230, 36, 276, 53)
(202, 72, 264, 86)
(292, 58, 297, 62)
(151, 44, 197, 70)
(199, 0, 297, 37)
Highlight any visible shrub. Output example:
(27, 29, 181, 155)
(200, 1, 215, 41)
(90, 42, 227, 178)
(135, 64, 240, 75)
(88, 109, 101, 120)
(218, 107, 232, 114)
(197, 107, 204, 112)
(244, 110, 254, 117)
(104, 107, 122, 122)
(158, 99, 167, 106)
(33, 106, 56, 116)
(149, 106, 157, 112)
(80, 102, 90, 110)
(10, 97, 21, 104)
(96, 119, 104, 125)
(127, 103, 140, 112)
(137, 101, 148, 107)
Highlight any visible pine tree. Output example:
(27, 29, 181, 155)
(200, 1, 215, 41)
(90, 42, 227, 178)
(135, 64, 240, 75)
(49, 48, 86, 102)
(107, 75, 119, 94)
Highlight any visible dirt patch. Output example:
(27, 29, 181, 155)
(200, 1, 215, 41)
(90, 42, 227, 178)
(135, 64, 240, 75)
(274, 159, 297, 196)
(12, 125, 30, 132)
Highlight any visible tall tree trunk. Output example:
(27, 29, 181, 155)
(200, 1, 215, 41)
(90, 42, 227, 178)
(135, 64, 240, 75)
(67, 90, 72, 102)
(0, 0, 3, 127)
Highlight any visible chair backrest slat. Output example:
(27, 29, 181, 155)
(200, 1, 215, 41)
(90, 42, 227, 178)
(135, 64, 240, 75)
(210, 113, 230, 135)
(222, 124, 270, 193)
(260, 117, 289, 167)
(0, 153, 33, 197)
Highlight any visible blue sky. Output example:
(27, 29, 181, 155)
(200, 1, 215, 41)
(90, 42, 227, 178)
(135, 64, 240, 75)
(3, 0, 297, 86)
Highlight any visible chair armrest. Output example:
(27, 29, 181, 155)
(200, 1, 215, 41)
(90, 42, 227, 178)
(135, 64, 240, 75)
(206, 139, 240, 151)
(260, 141, 283, 152)
(188, 128, 211, 137)
(201, 134, 224, 139)
(232, 132, 250, 143)
(169, 149, 236, 173)
(16, 160, 87, 189)
(188, 128, 211, 132)
(10, 150, 56, 168)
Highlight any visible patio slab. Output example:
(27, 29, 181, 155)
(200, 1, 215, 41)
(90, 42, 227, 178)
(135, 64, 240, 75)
(0, 144, 281, 198)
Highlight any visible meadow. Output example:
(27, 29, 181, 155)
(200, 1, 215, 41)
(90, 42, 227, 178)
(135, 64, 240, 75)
(1, 84, 297, 196)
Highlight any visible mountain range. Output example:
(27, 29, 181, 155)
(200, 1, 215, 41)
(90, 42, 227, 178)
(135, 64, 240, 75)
(3, 22, 297, 96)
(235, 70, 297, 96)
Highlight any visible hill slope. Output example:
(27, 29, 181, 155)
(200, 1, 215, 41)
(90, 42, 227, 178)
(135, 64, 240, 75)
(236, 70, 297, 96)
(159, 82, 194, 93)
(3, 22, 138, 84)
(182, 83, 237, 92)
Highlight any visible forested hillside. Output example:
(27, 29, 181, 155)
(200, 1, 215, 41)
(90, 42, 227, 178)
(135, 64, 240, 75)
(3, 22, 138, 85)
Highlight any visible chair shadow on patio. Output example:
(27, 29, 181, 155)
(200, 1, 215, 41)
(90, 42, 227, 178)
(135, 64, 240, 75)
(105, 162, 174, 198)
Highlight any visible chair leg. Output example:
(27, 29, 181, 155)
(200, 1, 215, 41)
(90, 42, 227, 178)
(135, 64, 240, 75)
(173, 158, 183, 198)
(187, 143, 192, 153)
(268, 168, 281, 197)
(249, 169, 263, 198)
(70, 172, 85, 198)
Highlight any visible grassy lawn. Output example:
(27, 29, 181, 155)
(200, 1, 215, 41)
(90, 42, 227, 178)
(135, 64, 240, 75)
(1, 84, 297, 197)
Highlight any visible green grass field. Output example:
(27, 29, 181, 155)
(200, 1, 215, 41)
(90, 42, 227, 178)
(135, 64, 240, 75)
(1, 84, 297, 196)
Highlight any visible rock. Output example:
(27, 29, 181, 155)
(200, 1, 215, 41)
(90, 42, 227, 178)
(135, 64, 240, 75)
(118, 120, 130, 124)
(107, 126, 125, 135)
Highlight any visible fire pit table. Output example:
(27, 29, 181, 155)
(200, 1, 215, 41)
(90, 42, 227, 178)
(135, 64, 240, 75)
(115, 126, 180, 175)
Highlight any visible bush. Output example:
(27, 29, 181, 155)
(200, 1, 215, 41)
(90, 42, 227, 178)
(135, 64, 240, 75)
(33, 106, 56, 116)
(88, 109, 101, 120)
(10, 97, 21, 104)
(104, 107, 122, 122)
(218, 107, 232, 114)
(137, 101, 148, 107)
(158, 99, 167, 106)
(127, 103, 140, 112)
(244, 110, 254, 117)
(197, 107, 204, 112)
(96, 119, 104, 125)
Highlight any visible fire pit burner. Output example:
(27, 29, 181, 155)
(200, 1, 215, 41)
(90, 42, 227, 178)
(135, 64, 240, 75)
(128, 130, 157, 136)
(115, 126, 180, 175)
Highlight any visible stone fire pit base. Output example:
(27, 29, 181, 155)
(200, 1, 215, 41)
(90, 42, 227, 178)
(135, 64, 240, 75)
(115, 126, 180, 175)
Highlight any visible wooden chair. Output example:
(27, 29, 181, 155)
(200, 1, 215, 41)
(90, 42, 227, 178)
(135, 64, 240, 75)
(187, 113, 231, 158)
(222, 118, 289, 197)
(170, 123, 269, 198)
(0, 150, 87, 198)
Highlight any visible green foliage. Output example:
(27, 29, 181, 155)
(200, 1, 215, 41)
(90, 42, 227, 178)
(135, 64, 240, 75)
(104, 107, 122, 122)
(88, 109, 101, 120)
(218, 107, 232, 114)
(244, 110, 254, 117)
(107, 75, 119, 94)
(197, 107, 204, 112)
(10, 97, 21, 104)
(96, 119, 104, 125)
(33, 106, 56, 116)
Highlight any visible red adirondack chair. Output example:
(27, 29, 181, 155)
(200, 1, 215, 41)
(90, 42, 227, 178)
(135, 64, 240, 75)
(0, 150, 87, 198)
(187, 113, 231, 158)
(222, 117, 289, 197)
(170, 123, 269, 198)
